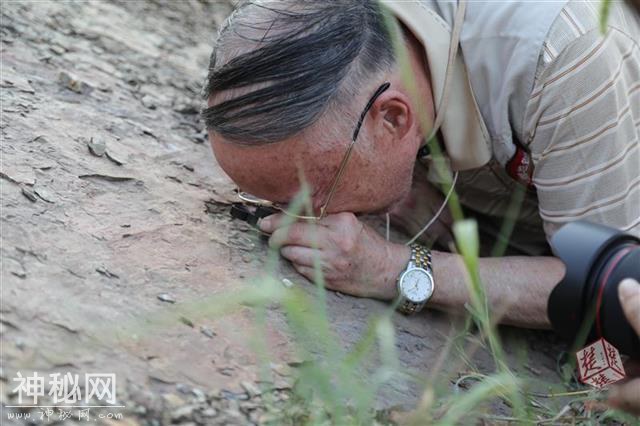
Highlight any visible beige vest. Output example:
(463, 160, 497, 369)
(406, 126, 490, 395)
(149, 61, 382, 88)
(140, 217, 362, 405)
(381, 0, 567, 169)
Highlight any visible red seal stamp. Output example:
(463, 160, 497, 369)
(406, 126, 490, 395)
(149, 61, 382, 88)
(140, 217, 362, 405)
(576, 338, 625, 389)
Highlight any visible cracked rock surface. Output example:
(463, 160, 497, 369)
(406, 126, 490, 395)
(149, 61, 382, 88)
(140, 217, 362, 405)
(1, 1, 566, 424)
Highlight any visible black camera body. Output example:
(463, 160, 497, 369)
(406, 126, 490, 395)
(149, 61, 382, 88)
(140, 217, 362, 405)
(548, 221, 640, 358)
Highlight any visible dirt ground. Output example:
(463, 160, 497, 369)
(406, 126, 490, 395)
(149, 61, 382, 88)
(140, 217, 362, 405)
(1, 1, 569, 424)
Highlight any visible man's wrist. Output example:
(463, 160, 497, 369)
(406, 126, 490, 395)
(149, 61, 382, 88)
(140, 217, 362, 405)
(426, 250, 460, 310)
(375, 244, 459, 308)
(378, 242, 412, 301)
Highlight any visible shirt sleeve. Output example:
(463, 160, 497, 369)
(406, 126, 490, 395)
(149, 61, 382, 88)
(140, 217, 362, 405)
(522, 23, 640, 240)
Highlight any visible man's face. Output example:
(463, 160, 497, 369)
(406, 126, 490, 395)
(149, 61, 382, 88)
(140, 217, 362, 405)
(209, 106, 421, 217)
(209, 79, 429, 217)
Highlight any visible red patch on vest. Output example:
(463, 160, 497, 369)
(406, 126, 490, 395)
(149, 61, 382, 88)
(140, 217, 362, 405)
(506, 147, 534, 188)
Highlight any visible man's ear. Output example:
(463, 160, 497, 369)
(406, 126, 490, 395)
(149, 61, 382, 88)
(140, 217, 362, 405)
(373, 91, 415, 142)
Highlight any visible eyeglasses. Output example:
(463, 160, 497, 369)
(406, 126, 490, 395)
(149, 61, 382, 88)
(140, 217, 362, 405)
(235, 82, 391, 221)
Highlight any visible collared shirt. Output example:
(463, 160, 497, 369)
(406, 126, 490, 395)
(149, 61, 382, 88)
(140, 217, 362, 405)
(524, 0, 640, 240)
(387, 0, 640, 255)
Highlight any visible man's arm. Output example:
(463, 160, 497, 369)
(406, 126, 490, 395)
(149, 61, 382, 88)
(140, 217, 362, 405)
(368, 240, 564, 328)
(386, 246, 564, 329)
(260, 213, 564, 329)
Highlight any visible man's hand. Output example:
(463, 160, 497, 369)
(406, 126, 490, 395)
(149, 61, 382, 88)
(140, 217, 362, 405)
(607, 279, 640, 416)
(258, 212, 410, 301)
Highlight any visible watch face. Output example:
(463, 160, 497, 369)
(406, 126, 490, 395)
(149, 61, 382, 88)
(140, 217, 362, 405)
(400, 268, 433, 303)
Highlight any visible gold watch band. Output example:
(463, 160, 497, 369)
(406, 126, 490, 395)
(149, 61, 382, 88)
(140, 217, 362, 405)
(409, 243, 432, 270)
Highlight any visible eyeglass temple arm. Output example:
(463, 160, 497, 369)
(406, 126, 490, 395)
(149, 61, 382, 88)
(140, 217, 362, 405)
(319, 141, 356, 219)
(319, 82, 391, 218)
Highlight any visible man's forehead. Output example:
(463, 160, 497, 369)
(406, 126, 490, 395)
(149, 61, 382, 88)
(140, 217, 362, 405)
(210, 130, 337, 203)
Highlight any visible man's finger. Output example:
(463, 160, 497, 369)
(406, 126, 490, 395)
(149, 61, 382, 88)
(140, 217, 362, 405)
(292, 263, 316, 282)
(618, 279, 640, 336)
(268, 222, 324, 249)
(280, 245, 323, 268)
(608, 379, 640, 416)
(257, 213, 287, 234)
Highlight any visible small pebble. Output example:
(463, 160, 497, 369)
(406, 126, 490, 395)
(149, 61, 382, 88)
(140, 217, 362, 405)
(170, 404, 197, 422)
(240, 381, 261, 397)
(217, 367, 234, 376)
(141, 95, 156, 109)
(20, 186, 37, 202)
(58, 70, 92, 94)
(191, 133, 206, 144)
(49, 44, 66, 55)
(200, 326, 216, 338)
(219, 389, 249, 401)
(96, 266, 119, 279)
(176, 383, 191, 395)
(201, 407, 217, 417)
(191, 387, 206, 402)
(88, 137, 106, 157)
(157, 293, 176, 304)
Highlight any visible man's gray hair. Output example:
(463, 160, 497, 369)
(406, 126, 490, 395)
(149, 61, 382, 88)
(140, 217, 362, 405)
(202, 0, 396, 145)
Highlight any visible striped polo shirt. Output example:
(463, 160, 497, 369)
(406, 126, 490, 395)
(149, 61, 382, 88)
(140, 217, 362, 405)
(452, 0, 640, 255)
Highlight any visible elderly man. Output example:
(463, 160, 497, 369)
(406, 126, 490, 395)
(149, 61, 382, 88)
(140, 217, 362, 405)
(202, 0, 639, 327)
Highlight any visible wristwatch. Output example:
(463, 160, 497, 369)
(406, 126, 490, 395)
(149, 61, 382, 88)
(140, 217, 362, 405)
(396, 244, 435, 315)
